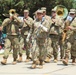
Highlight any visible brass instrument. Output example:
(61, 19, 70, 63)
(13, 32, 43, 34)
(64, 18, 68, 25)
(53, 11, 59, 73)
(9, 9, 16, 17)
(2, 9, 16, 17)
(53, 5, 68, 42)
(9, 9, 16, 14)
(53, 5, 68, 19)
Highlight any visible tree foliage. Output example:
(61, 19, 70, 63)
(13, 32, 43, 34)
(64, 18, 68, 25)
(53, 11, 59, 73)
(0, 0, 75, 21)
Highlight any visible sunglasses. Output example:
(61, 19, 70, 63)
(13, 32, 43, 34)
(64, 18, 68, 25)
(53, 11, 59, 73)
(70, 13, 75, 15)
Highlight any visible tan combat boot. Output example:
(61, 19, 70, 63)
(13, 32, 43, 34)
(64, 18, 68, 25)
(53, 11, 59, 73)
(31, 61, 36, 69)
(12, 61, 17, 65)
(12, 58, 17, 65)
(54, 59, 58, 63)
(44, 57, 51, 63)
(1, 59, 7, 65)
(62, 58, 68, 65)
(72, 58, 76, 65)
(25, 58, 30, 62)
(17, 56, 22, 62)
(36, 59, 40, 65)
(38, 65, 43, 69)
(38, 60, 43, 69)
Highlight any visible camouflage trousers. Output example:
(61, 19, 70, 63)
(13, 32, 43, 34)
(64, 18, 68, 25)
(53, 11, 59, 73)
(49, 34, 59, 59)
(3, 35, 19, 61)
(46, 37, 53, 58)
(31, 37, 39, 61)
(69, 33, 76, 58)
(59, 39, 65, 59)
(23, 35, 32, 59)
(63, 39, 71, 58)
(18, 36, 24, 56)
(31, 37, 47, 61)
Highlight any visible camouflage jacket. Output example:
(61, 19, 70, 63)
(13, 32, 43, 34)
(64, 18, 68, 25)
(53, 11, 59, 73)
(2, 16, 22, 35)
(32, 18, 50, 39)
(22, 16, 33, 35)
(50, 16, 64, 35)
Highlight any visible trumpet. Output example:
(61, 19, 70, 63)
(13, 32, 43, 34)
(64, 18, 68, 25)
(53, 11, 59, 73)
(9, 9, 16, 14)
(9, 9, 16, 17)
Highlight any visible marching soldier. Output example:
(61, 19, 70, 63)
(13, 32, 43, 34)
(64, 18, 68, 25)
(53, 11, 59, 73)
(18, 9, 33, 62)
(31, 10, 50, 69)
(62, 9, 76, 65)
(68, 14, 76, 65)
(50, 8, 64, 62)
(41, 7, 53, 63)
(0, 9, 22, 65)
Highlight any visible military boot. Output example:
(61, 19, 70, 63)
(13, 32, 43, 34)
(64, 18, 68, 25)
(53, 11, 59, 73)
(38, 65, 43, 69)
(12, 61, 17, 65)
(12, 58, 17, 65)
(62, 58, 68, 65)
(54, 59, 58, 63)
(38, 60, 43, 69)
(44, 57, 51, 63)
(72, 58, 76, 65)
(35, 59, 45, 65)
(25, 58, 30, 62)
(36, 59, 40, 65)
(1, 58, 7, 65)
(54, 56, 58, 63)
(17, 56, 22, 62)
(31, 61, 36, 69)
(25, 56, 31, 62)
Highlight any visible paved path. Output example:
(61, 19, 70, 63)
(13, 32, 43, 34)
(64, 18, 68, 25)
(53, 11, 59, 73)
(0, 54, 76, 75)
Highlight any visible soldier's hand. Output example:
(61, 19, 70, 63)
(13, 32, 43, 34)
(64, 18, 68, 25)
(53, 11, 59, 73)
(23, 19, 26, 22)
(67, 26, 74, 30)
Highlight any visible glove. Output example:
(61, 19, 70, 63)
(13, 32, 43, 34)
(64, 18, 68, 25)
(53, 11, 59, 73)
(40, 24, 48, 32)
(26, 33, 31, 42)
(26, 38, 29, 42)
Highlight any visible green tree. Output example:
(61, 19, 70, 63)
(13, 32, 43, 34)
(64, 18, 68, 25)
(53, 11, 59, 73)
(0, 0, 75, 20)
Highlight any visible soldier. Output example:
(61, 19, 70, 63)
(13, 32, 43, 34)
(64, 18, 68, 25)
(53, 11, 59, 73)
(18, 9, 33, 62)
(31, 10, 50, 69)
(41, 7, 52, 25)
(41, 7, 53, 63)
(0, 9, 22, 65)
(68, 16, 76, 65)
(50, 8, 64, 62)
(62, 9, 76, 65)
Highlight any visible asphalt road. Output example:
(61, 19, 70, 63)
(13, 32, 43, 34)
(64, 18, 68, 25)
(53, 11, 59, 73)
(0, 54, 76, 75)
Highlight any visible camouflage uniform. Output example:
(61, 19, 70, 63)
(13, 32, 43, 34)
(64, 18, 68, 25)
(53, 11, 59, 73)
(62, 9, 76, 65)
(44, 16, 53, 62)
(41, 7, 53, 62)
(21, 10, 33, 61)
(1, 12, 22, 65)
(67, 17, 76, 64)
(17, 29, 24, 62)
(50, 16, 64, 62)
(31, 10, 50, 68)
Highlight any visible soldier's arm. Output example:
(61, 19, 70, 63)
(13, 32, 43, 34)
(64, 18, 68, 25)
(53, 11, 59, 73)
(1, 18, 10, 30)
(26, 23, 34, 42)
(14, 16, 23, 27)
(24, 18, 33, 28)
(68, 26, 76, 31)
(40, 20, 50, 32)
(14, 16, 22, 24)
